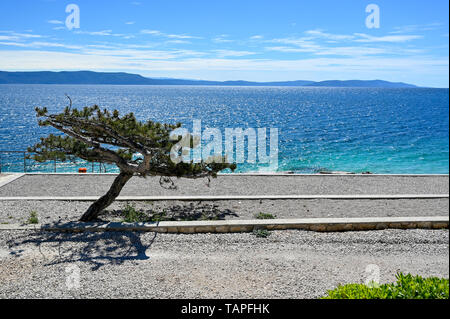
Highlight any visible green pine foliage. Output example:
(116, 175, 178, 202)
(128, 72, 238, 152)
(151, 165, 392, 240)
(28, 104, 236, 177)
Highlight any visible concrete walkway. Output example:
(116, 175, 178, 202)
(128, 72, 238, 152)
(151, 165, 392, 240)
(0, 174, 448, 197)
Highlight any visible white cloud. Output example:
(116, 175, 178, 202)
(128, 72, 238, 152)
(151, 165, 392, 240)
(314, 46, 388, 56)
(0, 49, 446, 74)
(73, 30, 135, 39)
(0, 31, 47, 44)
(81, 47, 206, 60)
(141, 29, 201, 39)
(390, 23, 442, 34)
(0, 35, 19, 41)
(47, 20, 64, 25)
(166, 34, 199, 39)
(303, 29, 424, 43)
(270, 30, 424, 50)
(212, 35, 234, 43)
(75, 30, 114, 36)
(141, 30, 162, 35)
(213, 50, 256, 57)
(265, 30, 427, 57)
(0, 41, 82, 50)
(0, 31, 44, 39)
(266, 45, 392, 57)
(14, 33, 43, 39)
(267, 37, 322, 54)
(165, 40, 192, 44)
(354, 33, 423, 43)
(265, 46, 316, 53)
(305, 29, 355, 41)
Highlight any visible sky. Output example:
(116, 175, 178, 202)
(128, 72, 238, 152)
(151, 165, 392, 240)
(0, 0, 448, 87)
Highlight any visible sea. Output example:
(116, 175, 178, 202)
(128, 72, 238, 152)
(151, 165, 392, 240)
(0, 84, 448, 174)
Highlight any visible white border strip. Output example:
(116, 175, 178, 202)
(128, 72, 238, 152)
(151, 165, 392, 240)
(0, 194, 447, 201)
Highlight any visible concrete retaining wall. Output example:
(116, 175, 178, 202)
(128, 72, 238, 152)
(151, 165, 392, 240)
(1, 216, 447, 233)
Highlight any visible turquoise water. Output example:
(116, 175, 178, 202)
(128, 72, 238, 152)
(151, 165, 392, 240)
(0, 85, 448, 174)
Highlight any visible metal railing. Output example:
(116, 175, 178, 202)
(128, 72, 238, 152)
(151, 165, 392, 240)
(0, 151, 27, 173)
(0, 151, 110, 174)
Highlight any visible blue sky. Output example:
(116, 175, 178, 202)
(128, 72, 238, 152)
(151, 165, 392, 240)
(0, 0, 448, 87)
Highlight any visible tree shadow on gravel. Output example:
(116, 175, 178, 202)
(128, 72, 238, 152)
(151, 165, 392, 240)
(4, 205, 238, 271)
(6, 230, 158, 271)
(105, 202, 239, 222)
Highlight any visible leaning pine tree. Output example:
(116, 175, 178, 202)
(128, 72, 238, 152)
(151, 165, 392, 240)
(28, 102, 235, 222)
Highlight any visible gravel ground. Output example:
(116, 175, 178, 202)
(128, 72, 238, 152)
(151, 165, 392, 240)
(0, 175, 448, 197)
(0, 198, 448, 224)
(0, 229, 447, 299)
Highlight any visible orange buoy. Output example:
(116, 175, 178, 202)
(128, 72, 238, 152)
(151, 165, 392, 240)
(78, 167, 87, 173)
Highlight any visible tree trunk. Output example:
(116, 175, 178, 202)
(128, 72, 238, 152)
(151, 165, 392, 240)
(80, 171, 133, 222)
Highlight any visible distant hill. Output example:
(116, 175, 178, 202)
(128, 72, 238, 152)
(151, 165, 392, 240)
(0, 71, 418, 88)
(304, 80, 418, 88)
(0, 71, 157, 85)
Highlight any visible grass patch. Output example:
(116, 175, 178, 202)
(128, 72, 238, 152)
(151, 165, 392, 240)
(322, 273, 449, 299)
(254, 212, 276, 220)
(252, 228, 271, 238)
(27, 211, 39, 224)
(122, 204, 148, 223)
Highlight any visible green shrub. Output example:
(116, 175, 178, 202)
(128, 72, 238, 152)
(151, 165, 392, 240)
(122, 204, 148, 223)
(322, 273, 449, 299)
(254, 212, 276, 220)
(27, 211, 39, 224)
(252, 228, 271, 238)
